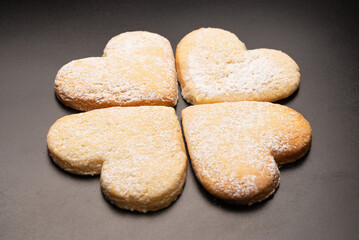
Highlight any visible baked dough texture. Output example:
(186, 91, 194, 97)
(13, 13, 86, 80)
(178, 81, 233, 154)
(47, 106, 187, 212)
(176, 28, 300, 104)
(182, 101, 311, 205)
(55, 31, 178, 111)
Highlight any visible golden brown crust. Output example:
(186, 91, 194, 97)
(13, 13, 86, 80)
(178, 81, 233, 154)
(176, 28, 300, 104)
(47, 106, 187, 212)
(181, 101, 312, 205)
(55, 31, 178, 111)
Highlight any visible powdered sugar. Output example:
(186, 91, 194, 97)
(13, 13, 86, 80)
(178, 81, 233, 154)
(47, 106, 187, 212)
(56, 57, 175, 106)
(177, 28, 300, 104)
(187, 50, 285, 96)
(55, 31, 177, 111)
(182, 102, 311, 203)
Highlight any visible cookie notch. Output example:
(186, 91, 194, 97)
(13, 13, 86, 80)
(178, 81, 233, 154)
(176, 28, 300, 104)
(55, 31, 178, 111)
(47, 106, 187, 212)
(181, 102, 311, 205)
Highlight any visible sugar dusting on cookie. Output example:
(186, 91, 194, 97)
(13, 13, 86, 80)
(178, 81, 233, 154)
(182, 101, 312, 204)
(187, 49, 286, 96)
(176, 27, 300, 104)
(47, 106, 187, 212)
(55, 31, 177, 111)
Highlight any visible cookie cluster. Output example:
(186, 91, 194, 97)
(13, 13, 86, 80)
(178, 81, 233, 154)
(47, 28, 312, 212)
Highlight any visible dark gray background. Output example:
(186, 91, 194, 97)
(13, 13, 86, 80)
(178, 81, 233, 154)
(1, 0, 358, 239)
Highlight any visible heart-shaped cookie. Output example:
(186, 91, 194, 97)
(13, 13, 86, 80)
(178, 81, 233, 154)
(176, 28, 300, 104)
(55, 31, 178, 111)
(47, 106, 187, 212)
(182, 101, 311, 205)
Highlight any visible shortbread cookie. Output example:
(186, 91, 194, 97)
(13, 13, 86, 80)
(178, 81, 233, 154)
(182, 102, 311, 205)
(176, 28, 300, 104)
(55, 31, 177, 111)
(47, 106, 187, 212)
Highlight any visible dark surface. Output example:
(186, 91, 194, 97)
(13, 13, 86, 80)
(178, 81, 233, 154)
(1, 0, 358, 239)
